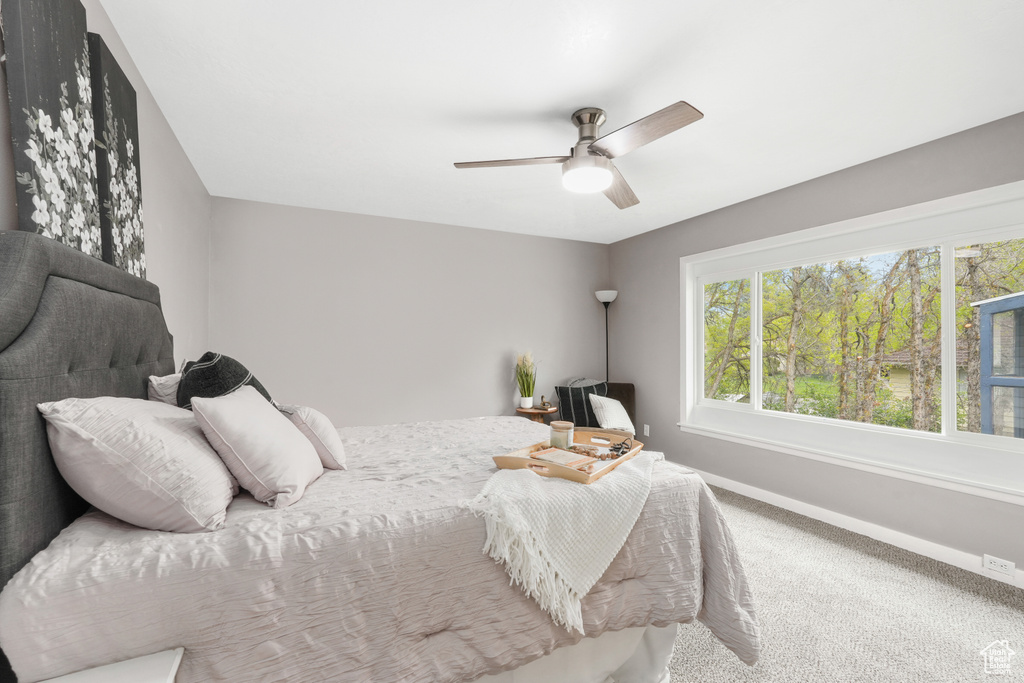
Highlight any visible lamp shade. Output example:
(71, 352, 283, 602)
(562, 155, 613, 193)
(595, 290, 618, 303)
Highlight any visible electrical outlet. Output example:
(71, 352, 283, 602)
(983, 554, 1015, 577)
(643, 424, 650, 437)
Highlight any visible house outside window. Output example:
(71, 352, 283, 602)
(973, 292, 1024, 438)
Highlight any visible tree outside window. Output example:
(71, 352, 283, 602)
(703, 278, 750, 403)
(760, 248, 942, 432)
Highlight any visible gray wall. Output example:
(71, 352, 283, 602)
(0, 0, 213, 363)
(609, 112, 1024, 565)
(208, 198, 611, 426)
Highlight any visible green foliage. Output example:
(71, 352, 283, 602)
(514, 352, 536, 397)
(705, 240, 1024, 435)
(704, 279, 751, 401)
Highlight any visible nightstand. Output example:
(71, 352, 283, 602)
(41, 648, 184, 683)
(515, 405, 559, 423)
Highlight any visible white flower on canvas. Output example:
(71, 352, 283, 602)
(15, 39, 101, 258)
(31, 195, 49, 226)
(98, 71, 146, 277)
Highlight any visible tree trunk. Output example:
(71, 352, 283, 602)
(965, 257, 983, 432)
(858, 255, 905, 423)
(907, 249, 929, 430)
(923, 338, 941, 432)
(706, 280, 747, 399)
(837, 266, 855, 420)
(785, 267, 808, 412)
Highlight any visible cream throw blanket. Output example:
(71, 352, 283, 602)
(464, 450, 662, 634)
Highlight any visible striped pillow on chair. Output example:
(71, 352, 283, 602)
(555, 379, 608, 428)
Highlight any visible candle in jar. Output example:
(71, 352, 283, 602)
(550, 421, 574, 449)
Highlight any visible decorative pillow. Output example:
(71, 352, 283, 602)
(37, 397, 239, 532)
(588, 394, 636, 434)
(567, 377, 603, 388)
(277, 404, 346, 470)
(148, 373, 180, 404)
(177, 352, 272, 410)
(192, 386, 323, 508)
(555, 380, 608, 427)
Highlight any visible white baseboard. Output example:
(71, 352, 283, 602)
(694, 469, 1024, 590)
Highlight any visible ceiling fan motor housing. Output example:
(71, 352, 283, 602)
(570, 107, 606, 143)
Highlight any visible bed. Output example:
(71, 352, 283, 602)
(0, 231, 759, 682)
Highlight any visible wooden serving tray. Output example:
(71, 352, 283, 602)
(492, 427, 643, 485)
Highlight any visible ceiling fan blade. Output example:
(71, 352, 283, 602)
(604, 164, 639, 209)
(454, 156, 569, 169)
(590, 101, 703, 159)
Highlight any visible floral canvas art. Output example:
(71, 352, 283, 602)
(3, 0, 102, 258)
(89, 33, 146, 278)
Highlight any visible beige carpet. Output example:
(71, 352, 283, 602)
(670, 487, 1024, 682)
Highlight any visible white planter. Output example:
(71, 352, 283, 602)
(519, 396, 534, 409)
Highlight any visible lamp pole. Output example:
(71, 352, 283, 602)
(603, 300, 611, 381)
(595, 290, 617, 382)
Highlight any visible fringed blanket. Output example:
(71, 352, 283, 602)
(464, 451, 661, 633)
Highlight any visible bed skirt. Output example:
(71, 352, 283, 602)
(479, 624, 676, 683)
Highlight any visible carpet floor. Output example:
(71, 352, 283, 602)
(670, 486, 1024, 682)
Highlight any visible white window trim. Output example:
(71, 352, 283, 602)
(680, 179, 1024, 506)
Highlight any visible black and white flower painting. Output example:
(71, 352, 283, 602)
(3, 0, 102, 258)
(89, 33, 146, 278)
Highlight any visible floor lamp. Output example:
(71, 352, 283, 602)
(595, 290, 618, 381)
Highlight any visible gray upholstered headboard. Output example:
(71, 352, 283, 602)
(0, 231, 174, 681)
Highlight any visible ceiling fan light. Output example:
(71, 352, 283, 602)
(562, 155, 613, 193)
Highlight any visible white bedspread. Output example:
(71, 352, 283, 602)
(464, 451, 661, 634)
(0, 417, 760, 682)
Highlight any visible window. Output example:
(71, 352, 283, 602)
(681, 181, 1024, 501)
(758, 249, 941, 432)
(954, 237, 1024, 435)
(703, 278, 750, 403)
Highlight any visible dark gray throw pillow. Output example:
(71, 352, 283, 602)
(555, 380, 608, 427)
(176, 352, 273, 410)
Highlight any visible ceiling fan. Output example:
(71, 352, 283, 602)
(454, 101, 703, 209)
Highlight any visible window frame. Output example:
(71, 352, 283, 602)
(680, 180, 1024, 505)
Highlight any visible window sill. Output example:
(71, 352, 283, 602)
(679, 408, 1024, 506)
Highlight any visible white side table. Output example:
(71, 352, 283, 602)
(41, 648, 184, 683)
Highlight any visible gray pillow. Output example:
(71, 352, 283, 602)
(176, 352, 272, 410)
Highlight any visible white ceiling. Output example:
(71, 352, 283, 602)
(99, 0, 1024, 244)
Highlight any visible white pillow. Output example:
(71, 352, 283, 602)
(192, 386, 324, 508)
(588, 394, 636, 434)
(277, 404, 346, 470)
(148, 373, 180, 404)
(38, 397, 238, 532)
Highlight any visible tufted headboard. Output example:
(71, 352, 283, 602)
(0, 231, 174, 680)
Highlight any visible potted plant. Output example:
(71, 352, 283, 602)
(515, 352, 536, 408)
